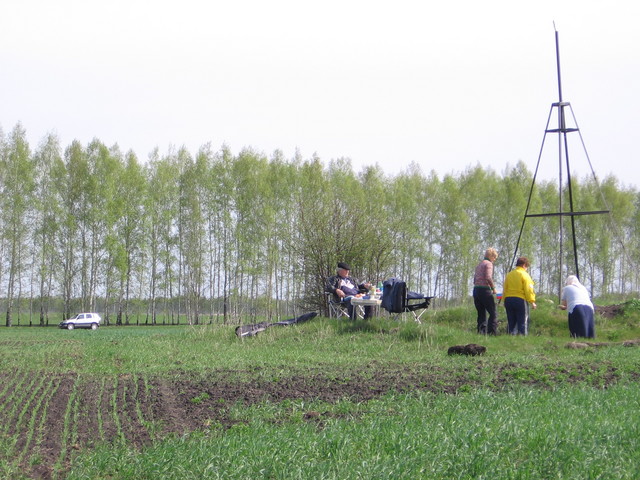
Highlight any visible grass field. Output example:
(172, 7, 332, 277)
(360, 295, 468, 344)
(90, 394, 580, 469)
(1, 298, 640, 479)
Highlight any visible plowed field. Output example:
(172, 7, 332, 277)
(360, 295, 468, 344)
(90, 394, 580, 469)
(2, 360, 634, 479)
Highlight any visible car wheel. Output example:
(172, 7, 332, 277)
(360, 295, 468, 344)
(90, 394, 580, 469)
(67, 323, 75, 330)
(91, 323, 98, 330)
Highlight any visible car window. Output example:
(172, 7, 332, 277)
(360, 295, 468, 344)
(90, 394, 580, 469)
(78, 314, 85, 319)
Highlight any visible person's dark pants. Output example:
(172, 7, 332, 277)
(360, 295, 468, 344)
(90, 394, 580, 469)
(504, 296, 529, 335)
(568, 305, 595, 338)
(473, 287, 497, 334)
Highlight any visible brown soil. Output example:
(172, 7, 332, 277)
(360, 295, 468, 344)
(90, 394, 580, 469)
(2, 356, 639, 479)
(595, 303, 625, 318)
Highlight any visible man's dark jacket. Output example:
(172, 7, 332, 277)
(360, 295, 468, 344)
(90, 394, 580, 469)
(325, 275, 368, 302)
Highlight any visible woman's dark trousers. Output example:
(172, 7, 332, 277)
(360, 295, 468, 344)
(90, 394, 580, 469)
(504, 296, 529, 335)
(473, 287, 497, 335)
(568, 305, 595, 338)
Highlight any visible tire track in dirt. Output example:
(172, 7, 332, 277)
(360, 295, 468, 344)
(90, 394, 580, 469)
(150, 377, 195, 436)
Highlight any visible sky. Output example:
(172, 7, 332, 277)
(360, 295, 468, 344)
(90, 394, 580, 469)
(2, 0, 639, 188)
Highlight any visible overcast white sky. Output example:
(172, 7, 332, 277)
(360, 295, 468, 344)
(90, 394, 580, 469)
(2, 0, 639, 187)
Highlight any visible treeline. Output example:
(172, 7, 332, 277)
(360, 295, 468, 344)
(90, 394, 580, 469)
(1, 123, 639, 326)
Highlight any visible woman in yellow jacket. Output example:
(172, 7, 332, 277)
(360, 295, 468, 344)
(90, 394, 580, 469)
(503, 256, 537, 335)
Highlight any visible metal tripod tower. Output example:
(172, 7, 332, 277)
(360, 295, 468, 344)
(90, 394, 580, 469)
(509, 28, 609, 298)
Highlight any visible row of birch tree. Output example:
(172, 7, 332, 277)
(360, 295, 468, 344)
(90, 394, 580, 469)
(1, 123, 639, 326)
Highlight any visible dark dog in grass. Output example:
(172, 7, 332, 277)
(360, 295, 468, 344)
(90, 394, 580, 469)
(447, 344, 486, 356)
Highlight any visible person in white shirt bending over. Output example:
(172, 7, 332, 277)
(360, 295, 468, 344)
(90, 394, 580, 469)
(560, 275, 595, 339)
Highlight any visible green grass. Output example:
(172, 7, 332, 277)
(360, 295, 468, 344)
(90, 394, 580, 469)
(1, 304, 640, 479)
(3, 300, 639, 374)
(67, 384, 640, 480)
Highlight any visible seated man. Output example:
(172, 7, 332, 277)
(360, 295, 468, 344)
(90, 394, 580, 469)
(326, 262, 372, 319)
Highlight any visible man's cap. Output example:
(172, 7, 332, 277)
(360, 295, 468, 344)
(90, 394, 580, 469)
(337, 262, 351, 270)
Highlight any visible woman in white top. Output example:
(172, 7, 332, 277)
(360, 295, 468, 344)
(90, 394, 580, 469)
(559, 275, 595, 338)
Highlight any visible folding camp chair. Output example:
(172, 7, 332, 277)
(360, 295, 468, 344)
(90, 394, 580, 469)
(327, 292, 349, 319)
(326, 292, 365, 319)
(381, 278, 433, 323)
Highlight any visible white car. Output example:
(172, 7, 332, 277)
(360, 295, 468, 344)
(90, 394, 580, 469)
(59, 313, 102, 330)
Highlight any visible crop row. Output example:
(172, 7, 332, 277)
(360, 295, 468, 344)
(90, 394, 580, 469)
(0, 372, 157, 479)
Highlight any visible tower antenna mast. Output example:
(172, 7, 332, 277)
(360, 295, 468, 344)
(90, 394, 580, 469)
(509, 26, 609, 298)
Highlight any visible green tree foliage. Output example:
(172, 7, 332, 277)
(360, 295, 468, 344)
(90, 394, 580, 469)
(1, 124, 35, 326)
(0, 124, 638, 323)
(32, 133, 63, 325)
(114, 150, 147, 324)
(179, 149, 207, 325)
